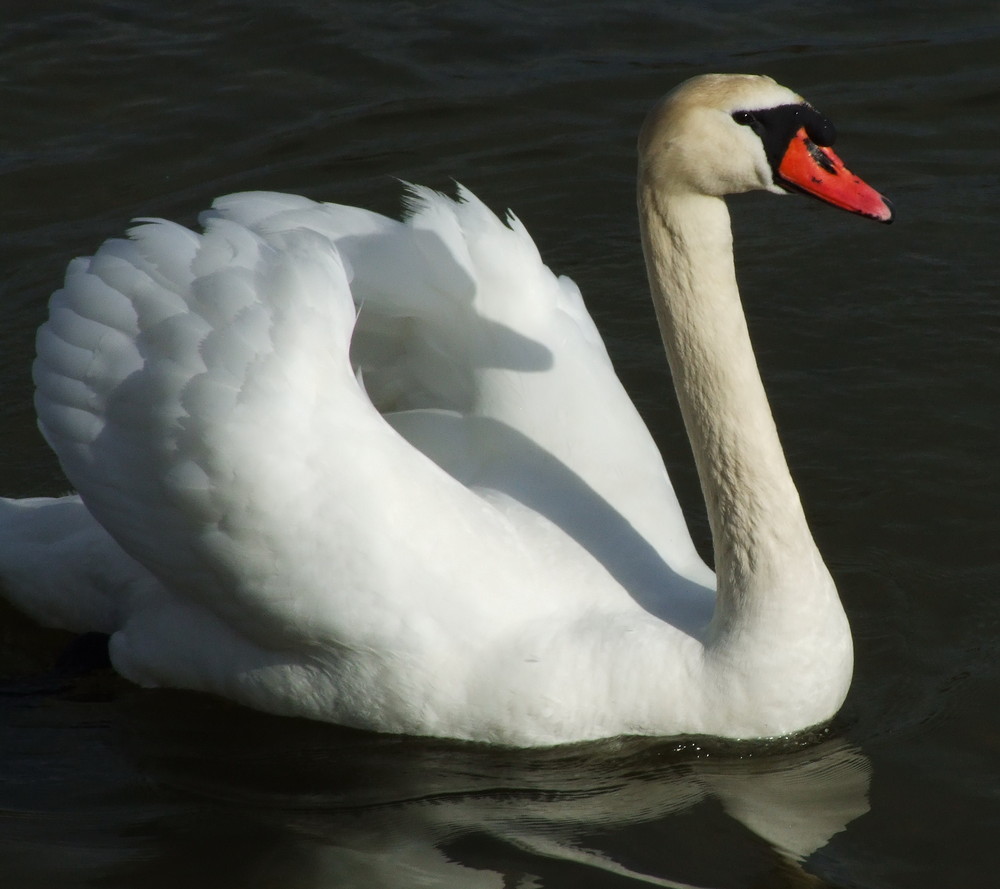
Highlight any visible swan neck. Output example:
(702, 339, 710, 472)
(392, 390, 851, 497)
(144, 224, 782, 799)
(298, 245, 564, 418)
(638, 183, 830, 617)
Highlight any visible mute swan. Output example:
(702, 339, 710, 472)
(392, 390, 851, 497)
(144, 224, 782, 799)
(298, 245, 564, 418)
(0, 74, 892, 746)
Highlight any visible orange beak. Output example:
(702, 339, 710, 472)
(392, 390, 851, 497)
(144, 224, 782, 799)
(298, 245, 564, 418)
(778, 127, 894, 223)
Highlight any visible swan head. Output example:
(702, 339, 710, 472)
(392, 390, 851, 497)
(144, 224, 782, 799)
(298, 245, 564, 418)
(639, 73, 893, 223)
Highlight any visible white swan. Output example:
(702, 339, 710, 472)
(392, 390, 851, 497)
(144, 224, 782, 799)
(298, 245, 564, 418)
(0, 74, 892, 746)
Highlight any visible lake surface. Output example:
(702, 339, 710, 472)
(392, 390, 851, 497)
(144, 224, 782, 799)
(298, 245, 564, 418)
(1, 1, 999, 886)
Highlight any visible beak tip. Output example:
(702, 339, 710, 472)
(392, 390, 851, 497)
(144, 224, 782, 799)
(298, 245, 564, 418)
(873, 196, 895, 224)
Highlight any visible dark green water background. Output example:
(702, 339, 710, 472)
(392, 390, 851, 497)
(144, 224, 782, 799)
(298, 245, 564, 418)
(2, 2, 998, 886)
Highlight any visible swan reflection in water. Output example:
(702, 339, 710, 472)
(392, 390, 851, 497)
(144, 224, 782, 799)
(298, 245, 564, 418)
(5, 686, 870, 888)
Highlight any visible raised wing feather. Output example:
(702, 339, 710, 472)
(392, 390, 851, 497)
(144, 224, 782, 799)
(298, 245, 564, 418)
(208, 188, 709, 587)
(35, 221, 334, 643)
(33, 186, 710, 669)
(33, 204, 596, 660)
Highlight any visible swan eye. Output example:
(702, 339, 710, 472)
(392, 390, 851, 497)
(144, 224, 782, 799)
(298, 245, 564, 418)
(732, 110, 765, 137)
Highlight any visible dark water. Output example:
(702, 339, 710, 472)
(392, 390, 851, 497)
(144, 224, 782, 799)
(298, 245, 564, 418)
(1, 1, 999, 886)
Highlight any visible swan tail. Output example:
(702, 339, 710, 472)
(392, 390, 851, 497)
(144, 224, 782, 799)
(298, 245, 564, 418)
(0, 495, 153, 635)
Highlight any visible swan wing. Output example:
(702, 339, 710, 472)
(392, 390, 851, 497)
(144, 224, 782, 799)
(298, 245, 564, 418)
(26, 185, 717, 740)
(35, 215, 532, 653)
(206, 187, 711, 587)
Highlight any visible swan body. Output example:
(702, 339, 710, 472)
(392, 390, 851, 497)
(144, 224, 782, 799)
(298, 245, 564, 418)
(0, 75, 891, 746)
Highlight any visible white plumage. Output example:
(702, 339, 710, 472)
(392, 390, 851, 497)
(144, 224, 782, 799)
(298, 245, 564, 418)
(1, 75, 891, 745)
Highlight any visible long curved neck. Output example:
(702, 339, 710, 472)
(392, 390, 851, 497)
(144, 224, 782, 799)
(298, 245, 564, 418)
(638, 182, 831, 634)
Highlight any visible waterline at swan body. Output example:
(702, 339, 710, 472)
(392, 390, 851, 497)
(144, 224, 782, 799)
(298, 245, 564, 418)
(0, 74, 892, 746)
